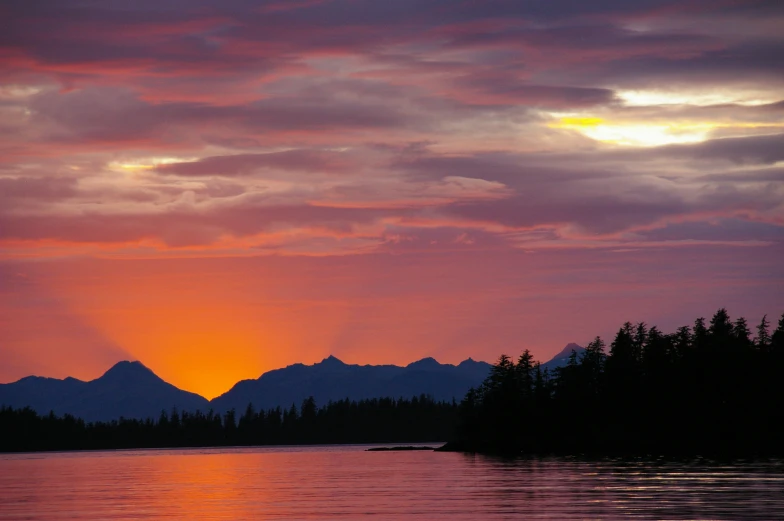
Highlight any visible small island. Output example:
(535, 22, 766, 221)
(366, 446, 437, 451)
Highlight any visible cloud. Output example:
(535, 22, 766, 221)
(564, 41, 784, 90)
(696, 167, 784, 183)
(637, 218, 784, 243)
(156, 150, 357, 176)
(444, 79, 618, 108)
(0, 0, 781, 259)
(641, 133, 784, 165)
(0, 176, 77, 201)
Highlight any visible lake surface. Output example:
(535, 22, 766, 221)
(1, 445, 782, 520)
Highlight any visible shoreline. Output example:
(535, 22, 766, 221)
(436, 440, 784, 460)
(0, 441, 447, 456)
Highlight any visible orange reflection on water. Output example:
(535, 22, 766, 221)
(2, 447, 784, 520)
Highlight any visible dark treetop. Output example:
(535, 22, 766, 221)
(443, 309, 784, 457)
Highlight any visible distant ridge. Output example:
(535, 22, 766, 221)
(209, 355, 493, 414)
(1, 347, 582, 422)
(0, 361, 209, 423)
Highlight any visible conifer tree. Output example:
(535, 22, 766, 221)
(756, 315, 771, 350)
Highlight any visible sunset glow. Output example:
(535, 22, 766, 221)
(1, 0, 782, 398)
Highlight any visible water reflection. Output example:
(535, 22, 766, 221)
(1, 446, 782, 520)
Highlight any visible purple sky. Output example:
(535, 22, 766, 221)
(1, 0, 782, 397)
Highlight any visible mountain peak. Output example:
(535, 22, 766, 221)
(553, 343, 584, 359)
(406, 357, 441, 369)
(101, 360, 157, 379)
(317, 355, 346, 367)
(1, 360, 209, 423)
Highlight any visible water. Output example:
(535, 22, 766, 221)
(1, 445, 782, 520)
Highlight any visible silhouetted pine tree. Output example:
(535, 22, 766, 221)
(450, 308, 783, 456)
(756, 315, 771, 351)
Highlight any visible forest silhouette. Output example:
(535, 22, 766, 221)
(1, 395, 456, 452)
(2, 308, 782, 455)
(446, 308, 784, 456)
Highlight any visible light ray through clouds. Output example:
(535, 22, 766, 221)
(0, 0, 782, 397)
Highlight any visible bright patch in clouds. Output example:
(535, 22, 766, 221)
(618, 90, 777, 107)
(550, 117, 784, 147)
(109, 157, 198, 173)
(551, 117, 709, 146)
(0, 85, 46, 98)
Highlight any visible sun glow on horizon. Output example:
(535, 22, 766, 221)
(2, 0, 783, 402)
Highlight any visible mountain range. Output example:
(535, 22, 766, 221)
(210, 355, 492, 414)
(0, 345, 583, 422)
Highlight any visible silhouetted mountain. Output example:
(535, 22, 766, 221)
(210, 356, 493, 413)
(541, 343, 585, 373)
(1, 356, 497, 422)
(0, 361, 209, 422)
(0, 348, 578, 427)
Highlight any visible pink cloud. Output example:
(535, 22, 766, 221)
(0, 0, 782, 383)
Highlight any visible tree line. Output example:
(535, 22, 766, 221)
(449, 309, 784, 456)
(3, 308, 782, 455)
(0, 395, 457, 452)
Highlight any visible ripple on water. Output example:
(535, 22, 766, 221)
(1, 446, 782, 520)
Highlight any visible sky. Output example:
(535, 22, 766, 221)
(1, 0, 783, 399)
